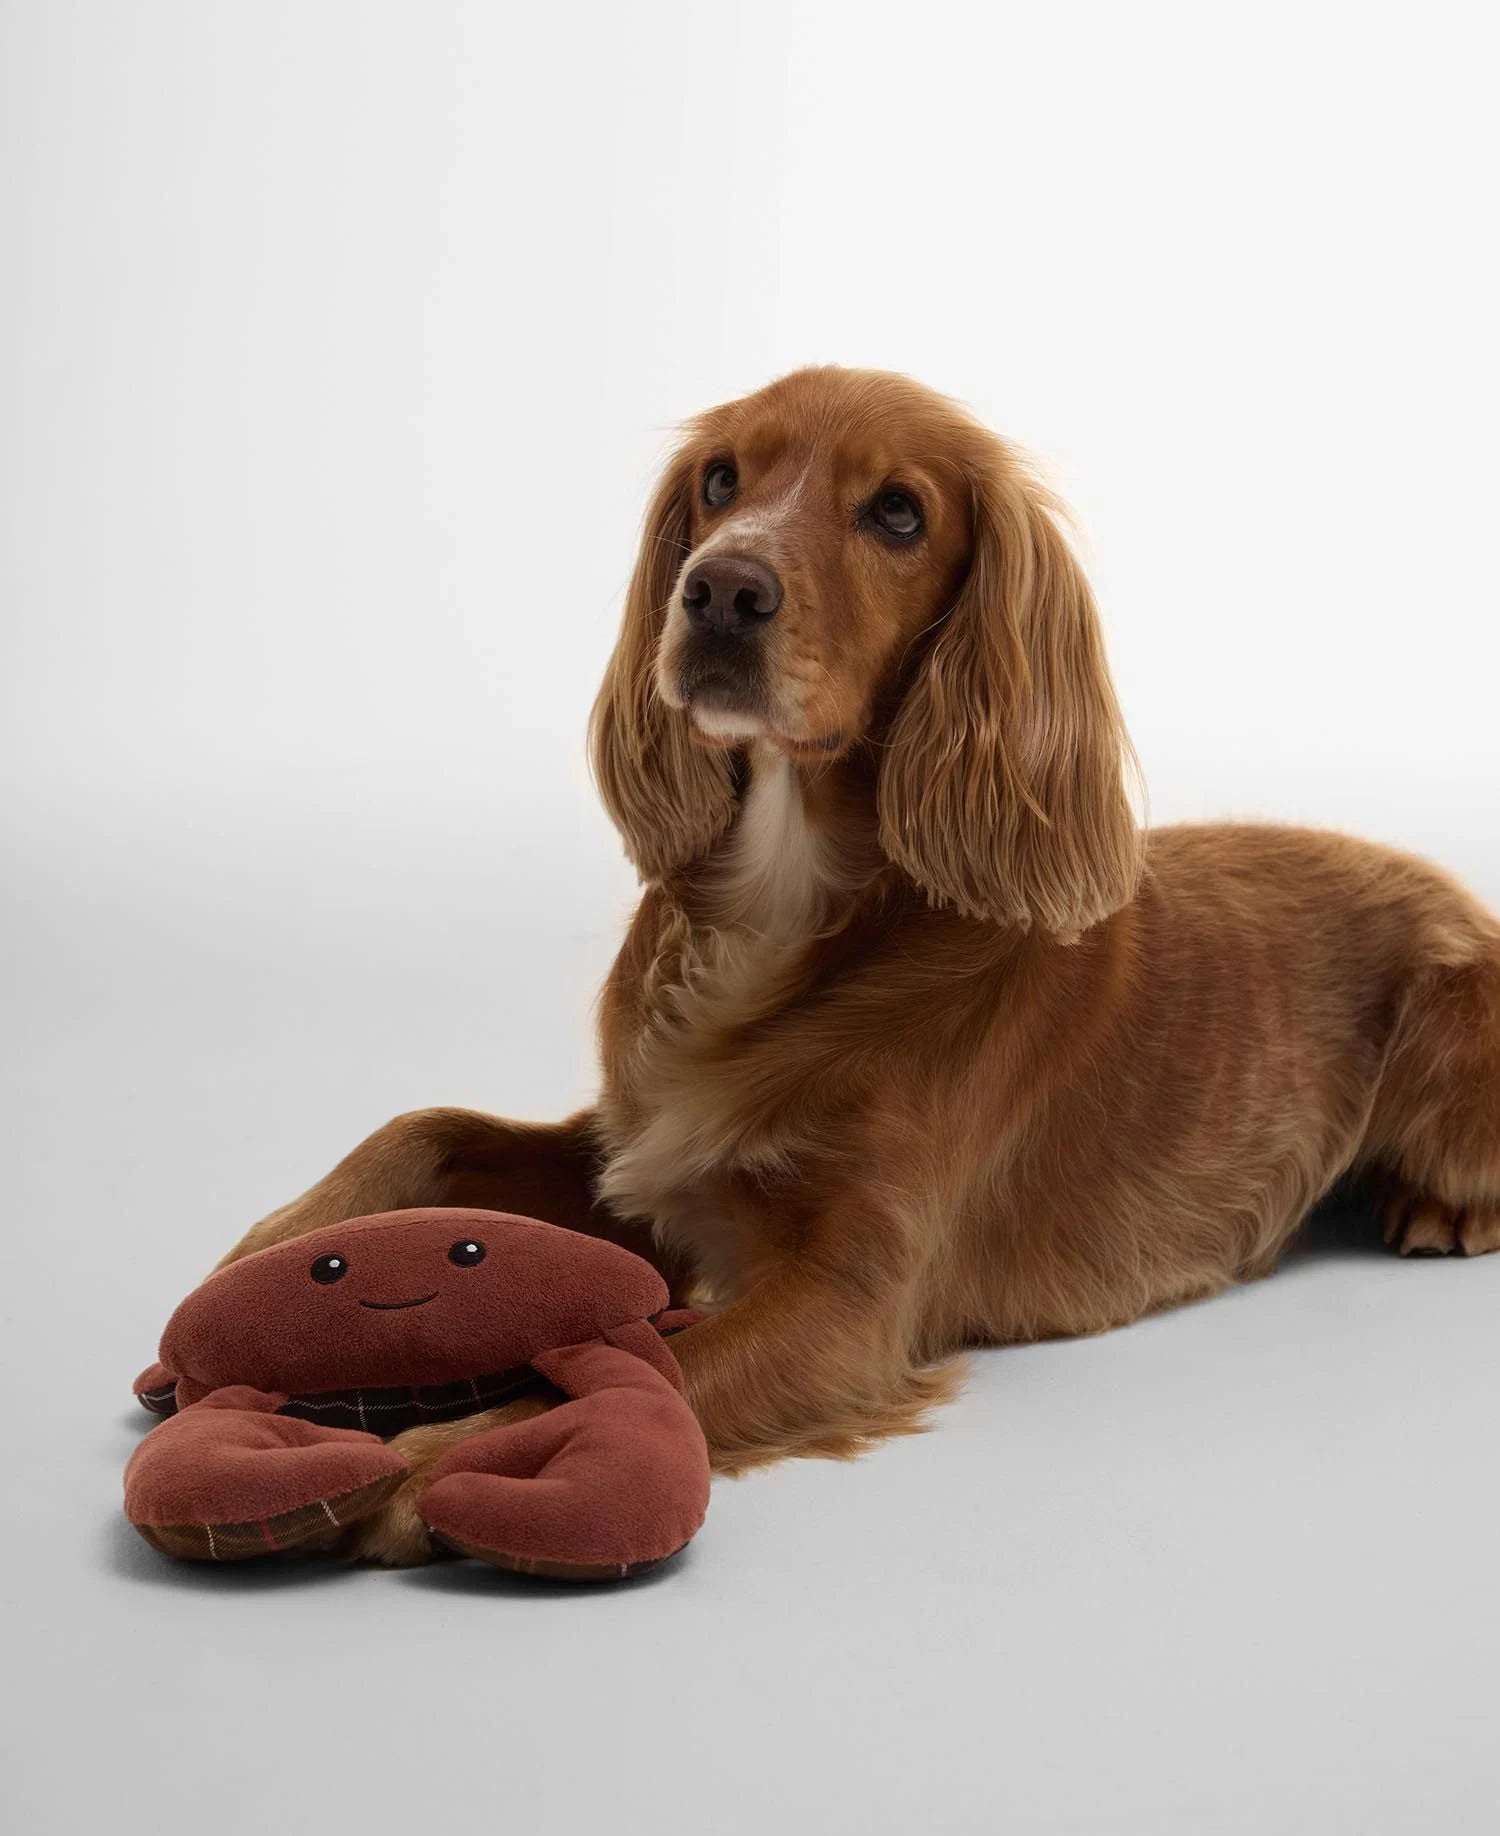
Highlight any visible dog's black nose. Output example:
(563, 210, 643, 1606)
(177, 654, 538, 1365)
(681, 555, 783, 635)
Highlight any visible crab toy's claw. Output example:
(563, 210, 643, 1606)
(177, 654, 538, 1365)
(417, 1322, 710, 1580)
(125, 1386, 409, 1561)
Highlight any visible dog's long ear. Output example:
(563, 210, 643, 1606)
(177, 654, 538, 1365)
(877, 439, 1142, 937)
(589, 447, 736, 881)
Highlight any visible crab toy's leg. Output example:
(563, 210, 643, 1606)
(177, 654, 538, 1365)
(417, 1327, 711, 1580)
(125, 1385, 410, 1561)
(133, 1360, 180, 1418)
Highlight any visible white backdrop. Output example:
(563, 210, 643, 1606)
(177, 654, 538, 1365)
(5, 5, 1498, 1834)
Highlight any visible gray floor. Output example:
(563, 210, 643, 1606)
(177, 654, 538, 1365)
(7, 781, 1500, 1835)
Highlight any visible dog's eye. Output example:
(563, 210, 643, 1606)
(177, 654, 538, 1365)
(447, 1239, 486, 1268)
(310, 1253, 349, 1284)
(870, 490, 923, 540)
(703, 462, 738, 509)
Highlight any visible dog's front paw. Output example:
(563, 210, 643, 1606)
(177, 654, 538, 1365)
(341, 1396, 558, 1566)
(342, 1468, 436, 1566)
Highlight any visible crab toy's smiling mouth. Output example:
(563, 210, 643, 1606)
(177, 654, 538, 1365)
(357, 1292, 439, 1311)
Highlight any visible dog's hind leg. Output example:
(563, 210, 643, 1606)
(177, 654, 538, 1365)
(1364, 931, 1500, 1259)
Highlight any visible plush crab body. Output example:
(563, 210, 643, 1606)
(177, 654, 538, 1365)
(126, 1209, 710, 1579)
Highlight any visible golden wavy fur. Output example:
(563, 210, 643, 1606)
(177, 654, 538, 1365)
(221, 366, 1500, 1563)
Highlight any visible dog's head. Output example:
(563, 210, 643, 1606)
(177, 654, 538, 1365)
(591, 366, 1141, 936)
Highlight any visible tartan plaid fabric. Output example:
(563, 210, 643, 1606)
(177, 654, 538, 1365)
(277, 1364, 546, 1434)
(133, 1472, 406, 1562)
(430, 1527, 685, 1583)
(134, 1365, 544, 1428)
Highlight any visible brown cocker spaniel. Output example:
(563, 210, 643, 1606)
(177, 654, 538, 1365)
(220, 366, 1500, 1563)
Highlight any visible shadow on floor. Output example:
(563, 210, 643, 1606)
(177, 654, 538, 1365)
(102, 1511, 368, 1591)
(104, 1502, 692, 1596)
(397, 1542, 691, 1599)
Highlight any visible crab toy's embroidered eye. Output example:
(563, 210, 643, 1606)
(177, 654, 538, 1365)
(310, 1253, 348, 1285)
(448, 1240, 486, 1268)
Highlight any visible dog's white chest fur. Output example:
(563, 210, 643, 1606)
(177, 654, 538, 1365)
(716, 749, 830, 939)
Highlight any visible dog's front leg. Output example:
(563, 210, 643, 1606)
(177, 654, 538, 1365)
(214, 1106, 667, 1274)
(666, 1225, 959, 1472)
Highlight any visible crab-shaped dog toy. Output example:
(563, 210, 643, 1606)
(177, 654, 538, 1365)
(125, 1208, 710, 1579)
